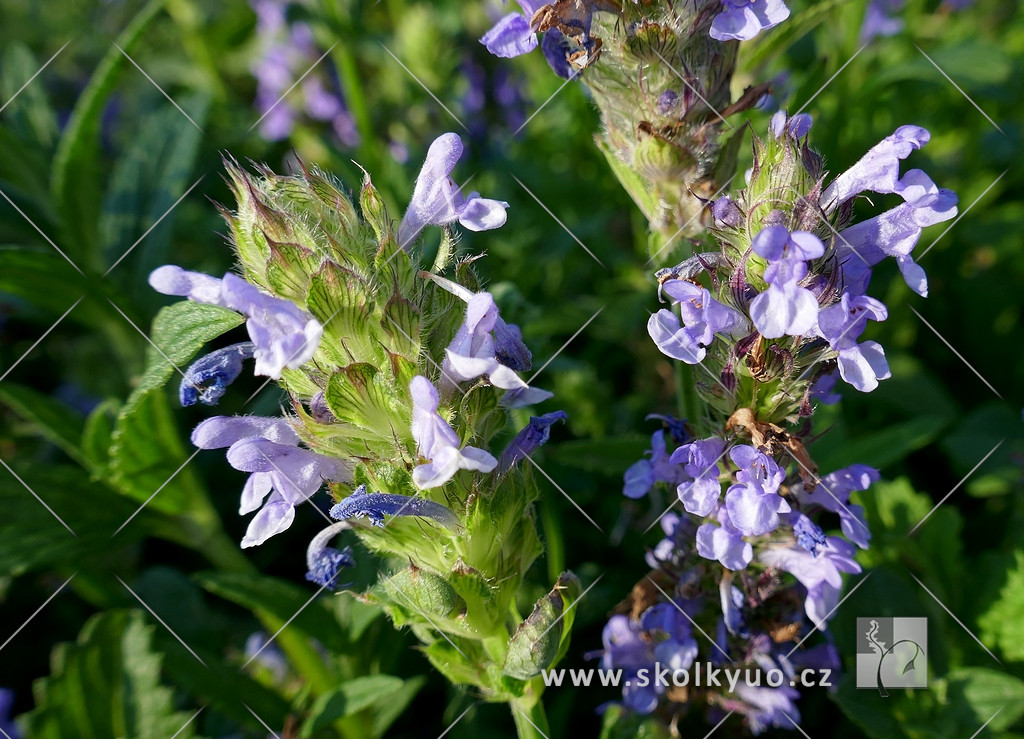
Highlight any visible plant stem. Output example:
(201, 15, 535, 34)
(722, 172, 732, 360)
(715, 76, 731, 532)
(511, 696, 551, 739)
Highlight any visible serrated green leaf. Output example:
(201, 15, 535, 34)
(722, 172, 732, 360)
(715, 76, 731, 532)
(300, 675, 407, 737)
(0, 464, 149, 575)
(22, 610, 199, 739)
(124, 301, 245, 406)
(81, 398, 119, 470)
(945, 668, 1024, 733)
(107, 301, 243, 511)
(977, 550, 1024, 663)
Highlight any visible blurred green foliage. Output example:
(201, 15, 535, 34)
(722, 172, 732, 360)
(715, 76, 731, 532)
(0, 0, 1021, 736)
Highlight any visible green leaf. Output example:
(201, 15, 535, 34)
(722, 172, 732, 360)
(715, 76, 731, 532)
(98, 94, 208, 282)
(945, 668, 1024, 733)
(0, 43, 58, 150)
(0, 383, 89, 469)
(51, 0, 167, 265)
(369, 675, 425, 738)
(21, 610, 199, 739)
(0, 464, 150, 576)
(81, 398, 119, 470)
(106, 301, 243, 512)
(0, 247, 102, 322)
(300, 675, 410, 737)
(811, 414, 952, 473)
(977, 550, 1024, 663)
(195, 571, 352, 655)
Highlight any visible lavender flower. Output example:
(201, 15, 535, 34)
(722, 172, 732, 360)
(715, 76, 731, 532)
(649, 280, 746, 364)
(731, 683, 801, 734)
(498, 411, 568, 471)
(823, 125, 931, 207)
(759, 536, 861, 629)
(696, 505, 753, 570)
(835, 169, 958, 297)
(815, 293, 890, 392)
(192, 415, 348, 547)
(749, 226, 825, 339)
(481, 0, 597, 77)
(859, 0, 905, 43)
(623, 429, 686, 499)
(808, 372, 841, 405)
(797, 464, 877, 549)
(180, 343, 255, 406)
(480, 1, 545, 58)
(244, 632, 289, 682)
(410, 376, 497, 489)
(642, 603, 699, 672)
(397, 133, 509, 248)
(710, 0, 791, 42)
(669, 437, 726, 515)
(442, 291, 545, 400)
(769, 110, 812, 140)
(149, 266, 323, 379)
(723, 445, 790, 536)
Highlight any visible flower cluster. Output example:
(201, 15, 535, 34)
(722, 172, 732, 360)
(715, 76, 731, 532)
(601, 112, 956, 732)
(151, 135, 579, 711)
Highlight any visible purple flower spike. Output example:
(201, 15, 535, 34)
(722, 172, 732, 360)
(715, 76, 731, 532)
(149, 266, 323, 379)
(398, 133, 509, 248)
(499, 411, 568, 471)
(305, 521, 356, 588)
(649, 280, 746, 364)
(749, 226, 825, 339)
(815, 293, 891, 392)
(710, 0, 791, 42)
(180, 342, 255, 406)
(410, 376, 497, 489)
(822, 125, 930, 208)
(329, 484, 460, 530)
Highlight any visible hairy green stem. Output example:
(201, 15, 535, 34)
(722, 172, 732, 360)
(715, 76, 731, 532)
(511, 695, 551, 739)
